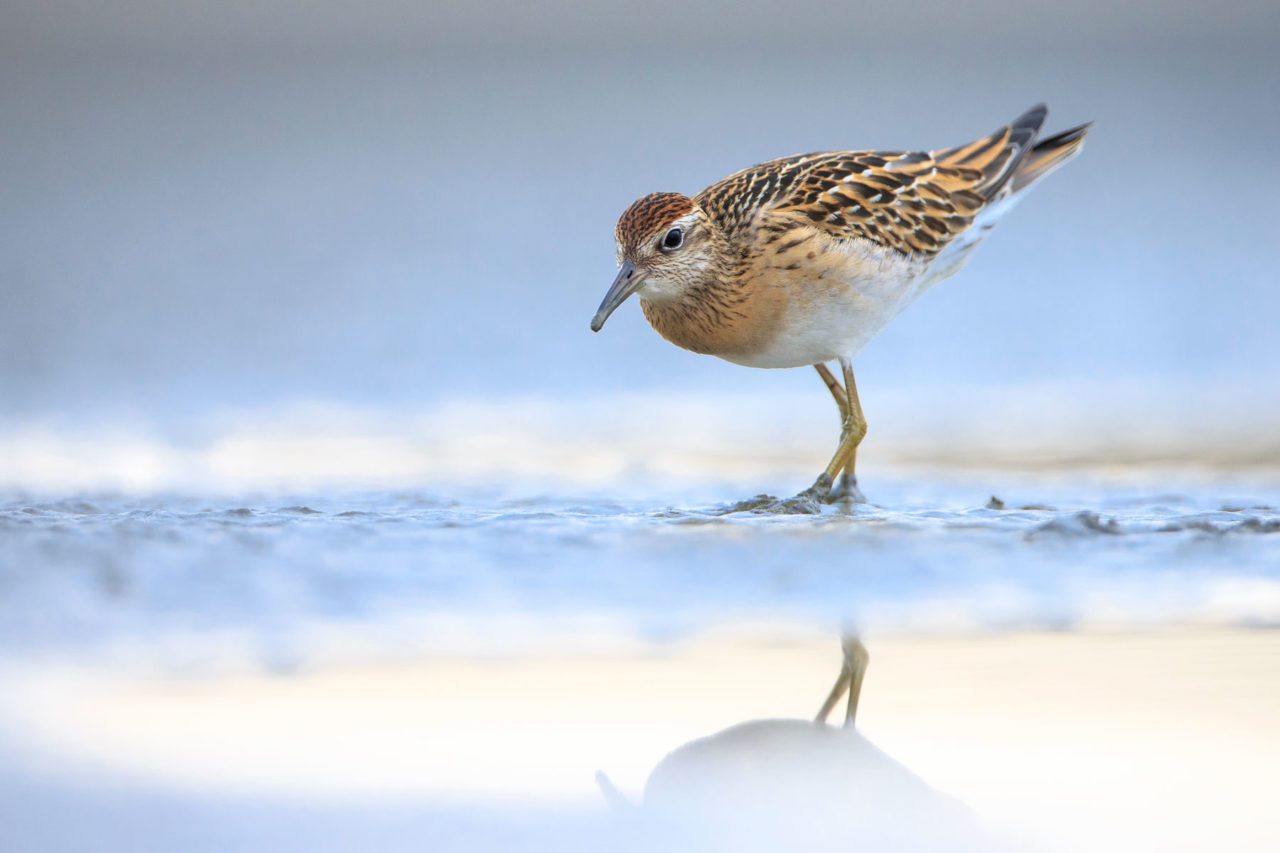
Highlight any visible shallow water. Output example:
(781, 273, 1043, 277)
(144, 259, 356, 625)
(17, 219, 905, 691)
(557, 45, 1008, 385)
(4, 473, 1277, 670)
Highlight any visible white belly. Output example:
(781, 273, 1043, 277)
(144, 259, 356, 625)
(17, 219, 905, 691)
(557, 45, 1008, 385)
(722, 241, 948, 369)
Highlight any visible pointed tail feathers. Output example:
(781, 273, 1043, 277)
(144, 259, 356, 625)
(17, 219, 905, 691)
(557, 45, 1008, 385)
(934, 103, 1049, 200)
(1011, 122, 1091, 193)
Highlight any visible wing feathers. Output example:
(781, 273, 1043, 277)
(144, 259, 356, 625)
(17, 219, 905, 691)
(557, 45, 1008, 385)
(695, 104, 1081, 259)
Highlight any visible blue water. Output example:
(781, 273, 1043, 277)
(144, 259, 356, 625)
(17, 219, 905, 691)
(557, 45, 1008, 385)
(4, 475, 1277, 671)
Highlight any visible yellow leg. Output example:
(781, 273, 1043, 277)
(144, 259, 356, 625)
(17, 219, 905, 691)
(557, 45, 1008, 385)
(833, 358, 868, 502)
(815, 635, 870, 728)
(813, 363, 848, 422)
(802, 359, 868, 502)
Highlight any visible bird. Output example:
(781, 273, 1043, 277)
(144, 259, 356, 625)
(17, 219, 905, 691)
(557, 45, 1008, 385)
(590, 104, 1089, 510)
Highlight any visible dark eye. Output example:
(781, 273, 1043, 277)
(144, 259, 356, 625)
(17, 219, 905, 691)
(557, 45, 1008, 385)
(661, 227, 684, 251)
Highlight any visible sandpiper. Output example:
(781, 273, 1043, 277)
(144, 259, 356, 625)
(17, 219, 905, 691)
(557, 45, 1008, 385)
(591, 104, 1089, 508)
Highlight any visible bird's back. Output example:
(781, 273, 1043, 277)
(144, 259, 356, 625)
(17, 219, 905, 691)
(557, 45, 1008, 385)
(697, 103, 1088, 262)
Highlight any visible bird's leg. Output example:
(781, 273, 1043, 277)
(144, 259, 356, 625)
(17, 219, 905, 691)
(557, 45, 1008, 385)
(815, 660, 850, 724)
(813, 362, 849, 422)
(842, 635, 870, 726)
(830, 357, 868, 503)
(796, 365, 865, 503)
(796, 427, 859, 502)
(793, 363, 856, 504)
(814, 635, 870, 728)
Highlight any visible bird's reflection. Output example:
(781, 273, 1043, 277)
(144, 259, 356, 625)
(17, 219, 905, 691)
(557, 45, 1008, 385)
(602, 636, 999, 851)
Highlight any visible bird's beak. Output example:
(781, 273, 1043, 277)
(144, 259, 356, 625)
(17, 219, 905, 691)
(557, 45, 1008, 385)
(590, 260, 642, 332)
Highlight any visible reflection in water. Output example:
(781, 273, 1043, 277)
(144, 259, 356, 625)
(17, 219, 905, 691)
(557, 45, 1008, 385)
(3, 630, 1279, 850)
(604, 637, 995, 851)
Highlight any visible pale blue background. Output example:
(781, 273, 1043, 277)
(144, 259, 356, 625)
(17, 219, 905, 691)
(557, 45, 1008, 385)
(2, 0, 1278, 428)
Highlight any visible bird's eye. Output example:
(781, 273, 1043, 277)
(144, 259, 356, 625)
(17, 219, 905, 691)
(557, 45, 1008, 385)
(661, 227, 684, 251)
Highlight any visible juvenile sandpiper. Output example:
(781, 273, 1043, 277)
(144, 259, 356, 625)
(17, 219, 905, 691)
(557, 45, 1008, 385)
(591, 104, 1089, 508)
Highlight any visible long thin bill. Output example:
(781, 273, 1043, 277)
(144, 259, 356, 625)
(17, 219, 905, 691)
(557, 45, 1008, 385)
(590, 260, 639, 332)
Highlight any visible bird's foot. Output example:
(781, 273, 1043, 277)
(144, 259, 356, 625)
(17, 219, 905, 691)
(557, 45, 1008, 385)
(828, 472, 868, 504)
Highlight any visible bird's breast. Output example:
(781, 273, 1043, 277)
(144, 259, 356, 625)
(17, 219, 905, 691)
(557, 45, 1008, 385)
(642, 233, 930, 369)
(639, 277, 787, 362)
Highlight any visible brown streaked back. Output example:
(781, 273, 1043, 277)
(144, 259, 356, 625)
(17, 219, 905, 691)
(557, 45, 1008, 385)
(692, 104, 1082, 259)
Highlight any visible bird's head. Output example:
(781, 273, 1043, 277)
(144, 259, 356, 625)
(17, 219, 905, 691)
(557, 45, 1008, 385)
(590, 192, 720, 332)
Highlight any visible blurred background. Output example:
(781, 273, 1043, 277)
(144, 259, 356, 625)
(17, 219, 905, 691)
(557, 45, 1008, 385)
(2, 2, 1279, 851)
(2, 0, 1278, 487)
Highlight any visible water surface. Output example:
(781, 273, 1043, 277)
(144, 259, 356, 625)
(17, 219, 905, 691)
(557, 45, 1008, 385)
(4, 475, 1277, 670)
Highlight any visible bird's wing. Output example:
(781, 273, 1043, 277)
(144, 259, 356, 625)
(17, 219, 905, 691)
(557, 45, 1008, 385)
(699, 105, 1048, 258)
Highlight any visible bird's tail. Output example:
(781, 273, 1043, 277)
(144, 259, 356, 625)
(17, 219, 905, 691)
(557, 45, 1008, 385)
(1011, 122, 1091, 194)
(933, 103, 1048, 200)
(933, 105, 1091, 201)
